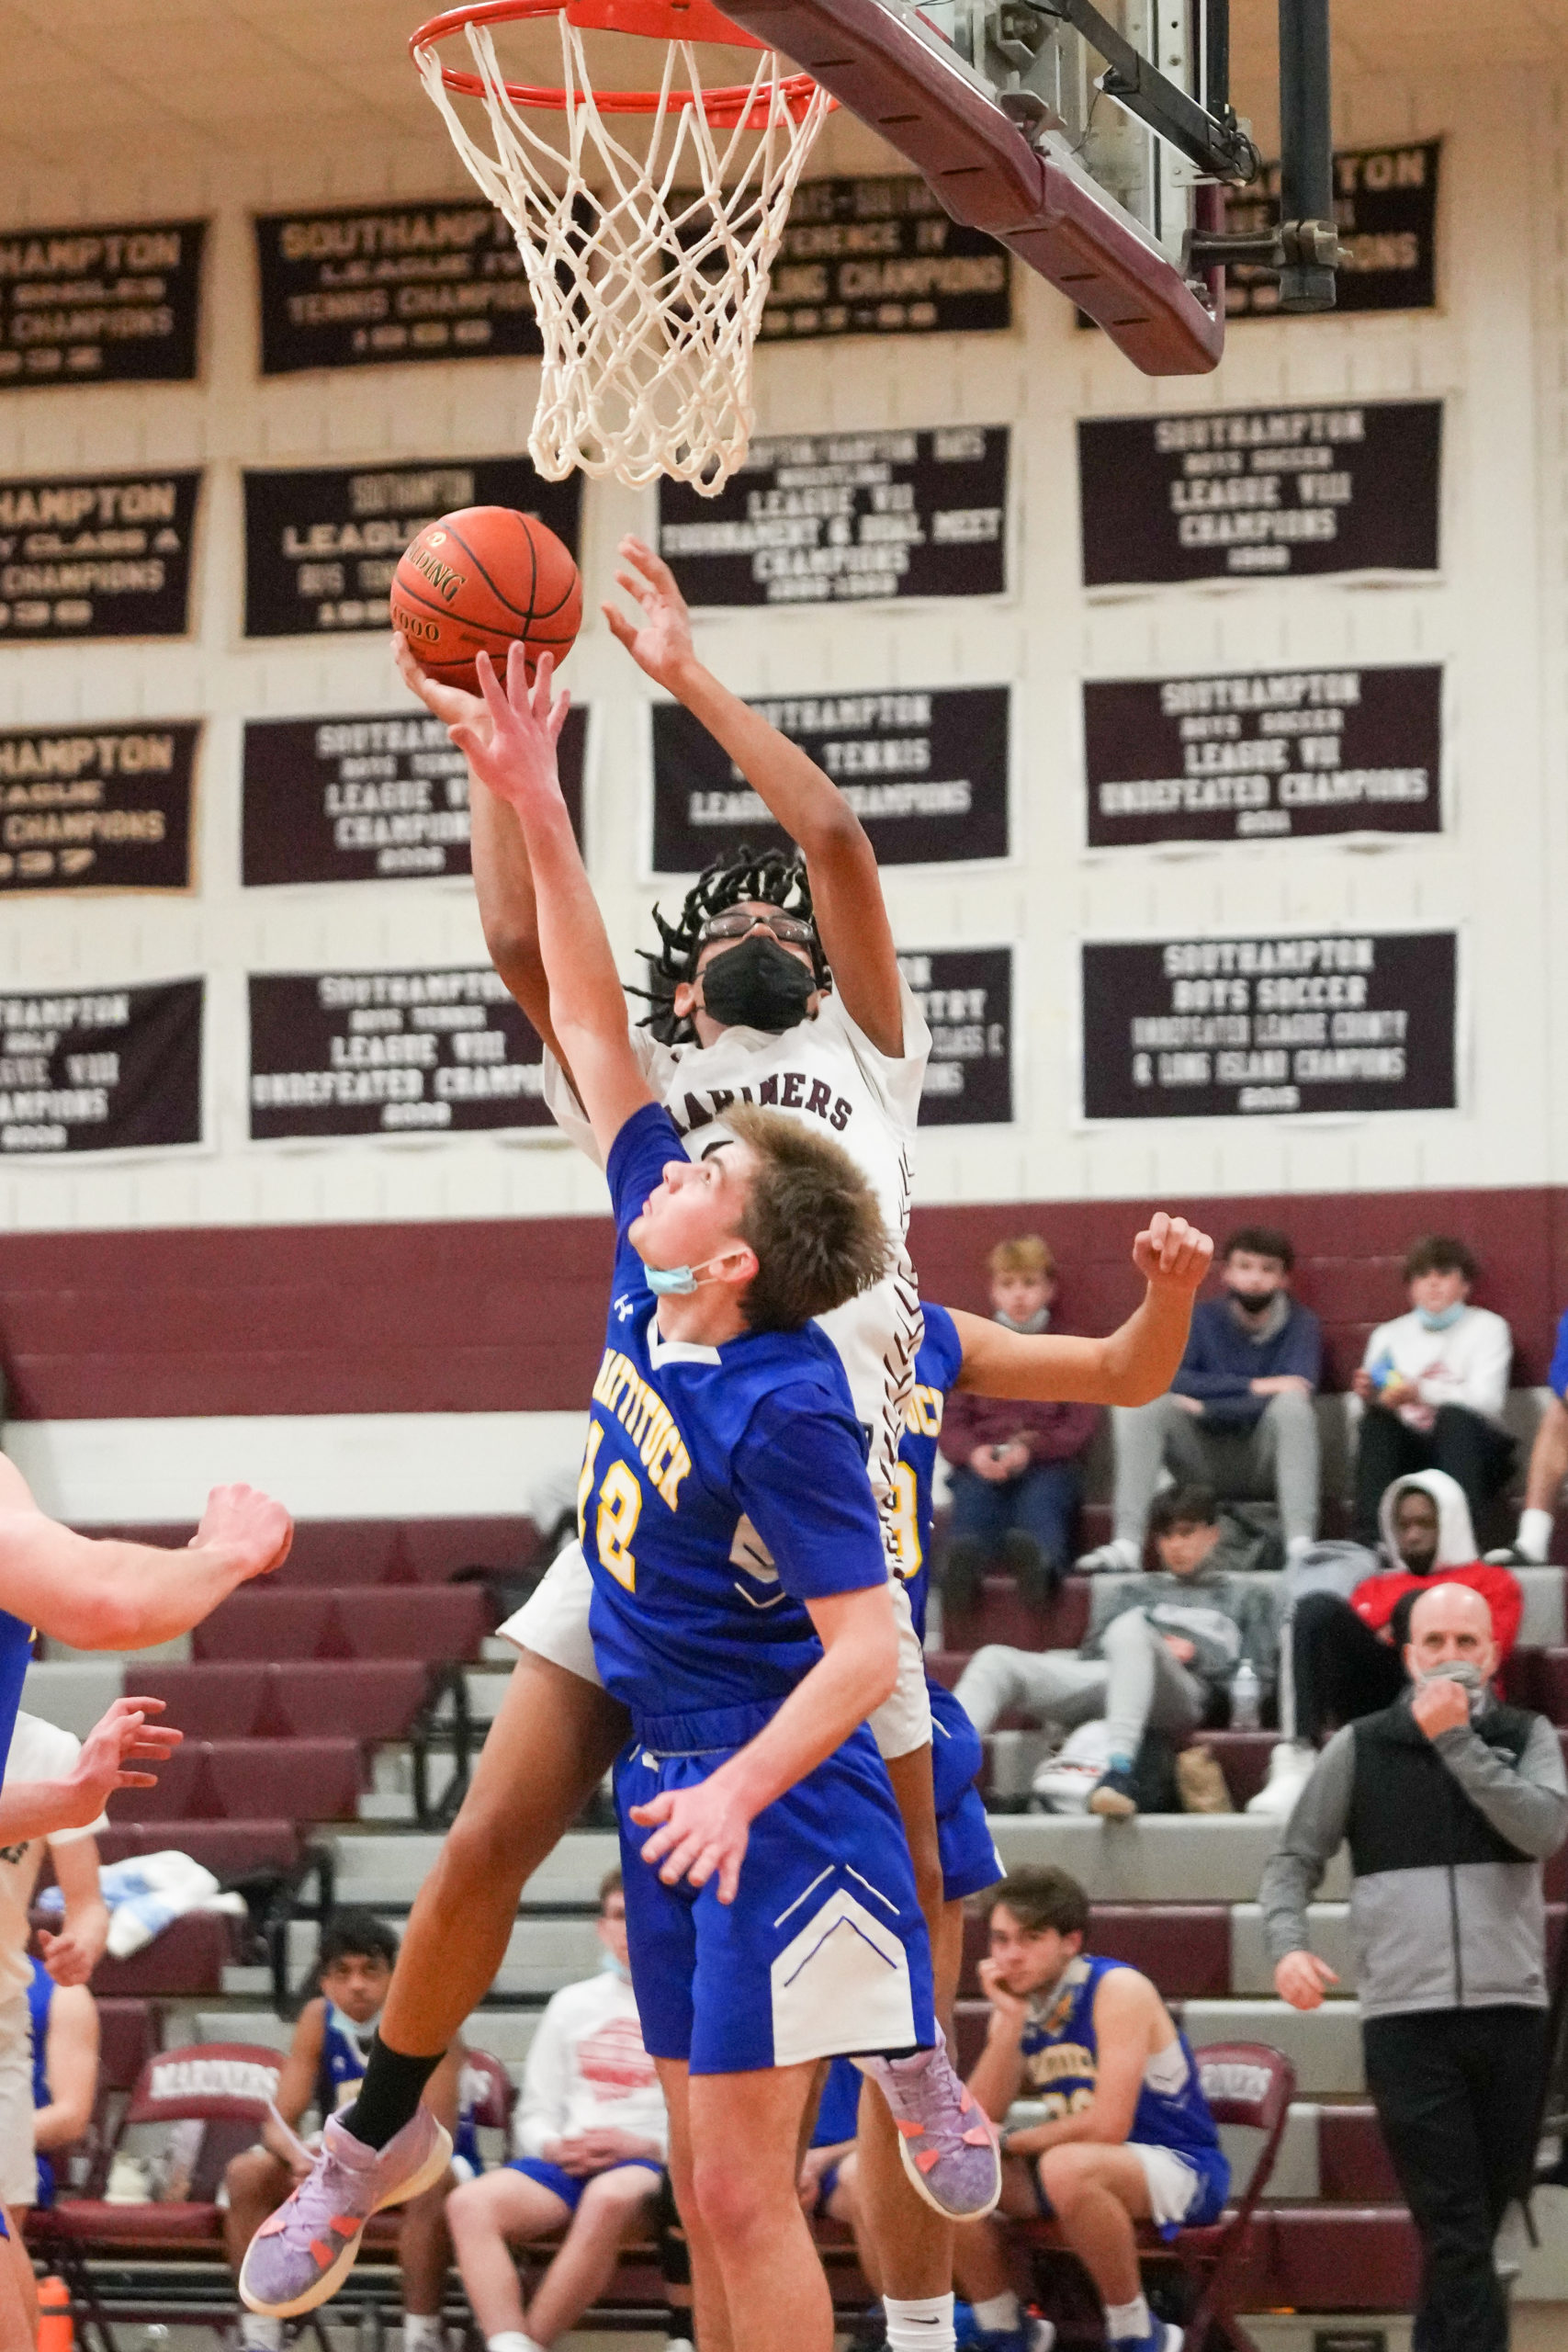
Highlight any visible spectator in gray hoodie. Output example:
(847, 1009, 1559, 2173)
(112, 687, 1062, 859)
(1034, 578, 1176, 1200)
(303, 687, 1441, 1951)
(955, 1486, 1277, 1820)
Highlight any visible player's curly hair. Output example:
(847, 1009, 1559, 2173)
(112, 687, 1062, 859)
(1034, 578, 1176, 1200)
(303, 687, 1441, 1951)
(726, 1103, 888, 1333)
(630, 843, 829, 1045)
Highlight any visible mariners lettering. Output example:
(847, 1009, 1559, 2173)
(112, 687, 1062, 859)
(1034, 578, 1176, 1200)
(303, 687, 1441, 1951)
(666, 1078, 853, 1136)
(591, 1351, 693, 1509)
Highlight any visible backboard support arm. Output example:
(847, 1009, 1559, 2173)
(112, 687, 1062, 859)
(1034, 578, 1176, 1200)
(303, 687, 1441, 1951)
(1021, 0, 1260, 183)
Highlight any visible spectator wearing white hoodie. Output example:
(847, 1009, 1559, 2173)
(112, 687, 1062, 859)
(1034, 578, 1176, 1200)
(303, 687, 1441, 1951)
(1351, 1238, 1515, 1551)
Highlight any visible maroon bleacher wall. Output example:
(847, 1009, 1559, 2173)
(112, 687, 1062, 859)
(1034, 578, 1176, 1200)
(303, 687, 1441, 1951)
(2, 1184, 1565, 1419)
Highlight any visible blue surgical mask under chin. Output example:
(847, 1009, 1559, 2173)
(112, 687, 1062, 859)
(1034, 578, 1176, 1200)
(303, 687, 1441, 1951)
(598, 1950, 632, 1982)
(647, 1262, 700, 1295)
(1416, 1301, 1467, 1332)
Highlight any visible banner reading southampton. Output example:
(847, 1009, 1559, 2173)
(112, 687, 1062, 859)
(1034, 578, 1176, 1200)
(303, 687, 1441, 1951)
(0, 219, 205, 387)
(897, 948, 1012, 1125)
(0, 471, 200, 640)
(255, 202, 537, 373)
(652, 687, 1007, 872)
(0, 979, 203, 1156)
(1224, 142, 1438, 318)
(243, 458, 581, 637)
(1077, 402, 1441, 585)
(249, 968, 550, 1139)
(1081, 933, 1457, 1121)
(1084, 666, 1442, 845)
(243, 705, 587, 886)
(0, 721, 198, 891)
(760, 176, 1010, 342)
(659, 428, 1008, 607)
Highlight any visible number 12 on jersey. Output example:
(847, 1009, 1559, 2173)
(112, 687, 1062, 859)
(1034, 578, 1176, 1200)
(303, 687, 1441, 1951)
(578, 1424, 643, 1591)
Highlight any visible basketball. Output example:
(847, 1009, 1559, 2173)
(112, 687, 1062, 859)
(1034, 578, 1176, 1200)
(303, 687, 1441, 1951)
(391, 506, 582, 693)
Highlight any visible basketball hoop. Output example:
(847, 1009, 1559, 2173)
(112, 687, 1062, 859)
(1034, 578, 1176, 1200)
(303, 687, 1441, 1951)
(410, 0, 832, 492)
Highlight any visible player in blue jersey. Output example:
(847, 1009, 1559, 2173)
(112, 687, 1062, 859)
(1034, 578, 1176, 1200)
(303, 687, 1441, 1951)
(24, 1955, 96, 2215)
(958, 1869, 1229, 2352)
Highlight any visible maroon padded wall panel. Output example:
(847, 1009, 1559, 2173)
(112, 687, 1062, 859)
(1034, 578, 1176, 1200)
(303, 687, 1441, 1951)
(1, 1186, 1564, 1419)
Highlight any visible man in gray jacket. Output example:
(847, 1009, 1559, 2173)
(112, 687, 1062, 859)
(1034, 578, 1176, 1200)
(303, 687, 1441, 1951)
(1260, 1581, 1568, 2352)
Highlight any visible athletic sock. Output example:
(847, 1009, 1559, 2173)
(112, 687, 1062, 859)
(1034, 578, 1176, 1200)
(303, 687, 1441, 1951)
(485, 2335, 539, 2352)
(1519, 1507, 1553, 1564)
(885, 2292, 955, 2351)
(402, 2318, 446, 2352)
(240, 2321, 284, 2352)
(1105, 2293, 1152, 2344)
(343, 2034, 443, 2150)
(972, 2289, 1021, 2334)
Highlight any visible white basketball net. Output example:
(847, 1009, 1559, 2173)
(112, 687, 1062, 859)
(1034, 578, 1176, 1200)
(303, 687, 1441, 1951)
(415, 17, 831, 492)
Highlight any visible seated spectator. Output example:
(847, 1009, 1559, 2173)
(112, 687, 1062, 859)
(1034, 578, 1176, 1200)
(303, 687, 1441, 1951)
(1249, 1470, 1522, 1818)
(225, 1912, 460, 2352)
(1077, 1227, 1321, 1576)
(955, 1866, 1226, 2352)
(939, 1236, 1100, 1611)
(1490, 1301, 1568, 1566)
(957, 1486, 1277, 1820)
(446, 1870, 666, 2352)
(1352, 1236, 1514, 1548)
(25, 1952, 98, 2211)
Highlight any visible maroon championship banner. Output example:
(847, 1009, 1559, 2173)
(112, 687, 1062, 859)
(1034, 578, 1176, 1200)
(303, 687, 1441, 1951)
(0, 978, 203, 1155)
(249, 967, 551, 1139)
(0, 218, 205, 387)
(898, 947, 1012, 1125)
(243, 704, 586, 886)
(1083, 665, 1442, 845)
(0, 720, 198, 890)
(255, 200, 537, 374)
(1224, 141, 1439, 318)
(759, 175, 1010, 342)
(0, 469, 201, 640)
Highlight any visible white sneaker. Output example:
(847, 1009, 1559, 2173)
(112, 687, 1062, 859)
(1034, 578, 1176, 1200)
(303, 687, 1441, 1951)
(1246, 1740, 1315, 1817)
(1074, 1538, 1140, 1575)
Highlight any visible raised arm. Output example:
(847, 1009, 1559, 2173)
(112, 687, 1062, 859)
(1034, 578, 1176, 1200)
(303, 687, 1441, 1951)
(450, 647, 653, 1162)
(605, 537, 904, 1055)
(949, 1214, 1213, 1409)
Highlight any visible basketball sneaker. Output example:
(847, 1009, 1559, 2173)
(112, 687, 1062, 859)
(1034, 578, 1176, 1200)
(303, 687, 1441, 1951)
(238, 2108, 451, 2317)
(854, 2030, 1001, 2219)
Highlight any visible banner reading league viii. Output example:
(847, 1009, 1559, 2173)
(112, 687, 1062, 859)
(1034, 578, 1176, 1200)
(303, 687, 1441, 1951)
(250, 968, 551, 1139)
(0, 218, 205, 387)
(0, 470, 200, 640)
(0, 721, 197, 891)
(652, 687, 1007, 872)
(898, 949, 1012, 1125)
(0, 979, 202, 1155)
(1078, 401, 1441, 585)
(1084, 665, 1442, 845)
(255, 202, 537, 373)
(1081, 933, 1456, 1121)
(243, 458, 581, 637)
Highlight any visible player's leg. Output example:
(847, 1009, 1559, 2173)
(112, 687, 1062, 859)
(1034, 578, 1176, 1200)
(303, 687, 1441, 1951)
(1036, 2144, 1165, 2349)
(446, 2165, 575, 2342)
(884, 1740, 942, 1942)
(525, 2163, 663, 2346)
(395, 2170, 456, 2346)
(687, 2061, 832, 2352)
(656, 2060, 734, 2352)
(852, 2071, 954, 2336)
(0, 2216, 33, 2350)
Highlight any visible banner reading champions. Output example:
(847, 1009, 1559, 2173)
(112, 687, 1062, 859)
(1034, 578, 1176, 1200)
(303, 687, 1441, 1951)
(0, 470, 201, 640)
(0, 979, 203, 1155)
(0, 721, 198, 891)
(0, 218, 205, 387)
(255, 200, 536, 373)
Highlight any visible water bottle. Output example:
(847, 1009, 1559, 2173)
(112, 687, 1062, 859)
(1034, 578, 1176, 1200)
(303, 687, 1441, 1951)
(1231, 1658, 1261, 1731)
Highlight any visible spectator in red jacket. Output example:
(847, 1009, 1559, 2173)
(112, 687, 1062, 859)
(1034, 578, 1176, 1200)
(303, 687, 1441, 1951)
(938, 1235, 1099, 1612)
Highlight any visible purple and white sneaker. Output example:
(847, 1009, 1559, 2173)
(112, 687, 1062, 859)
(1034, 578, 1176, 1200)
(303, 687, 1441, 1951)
(855, 2030, 1001, 2220)
(239, 2108, 451, 2318)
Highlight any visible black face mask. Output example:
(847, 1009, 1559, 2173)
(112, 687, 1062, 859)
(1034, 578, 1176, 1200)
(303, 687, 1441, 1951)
(1227, 1285, 1276, 1316)
(698, 933, 815, 1033)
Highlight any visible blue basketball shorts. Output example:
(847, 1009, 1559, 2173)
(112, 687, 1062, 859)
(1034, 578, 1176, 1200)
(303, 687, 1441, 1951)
(930, 1679, 1002, 1903)
(616, 1702, 936, 2076)
(508, 2154, 663, 2212)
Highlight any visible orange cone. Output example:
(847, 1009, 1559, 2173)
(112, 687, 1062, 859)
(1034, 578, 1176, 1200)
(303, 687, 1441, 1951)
(36, 2277, 72, 2352)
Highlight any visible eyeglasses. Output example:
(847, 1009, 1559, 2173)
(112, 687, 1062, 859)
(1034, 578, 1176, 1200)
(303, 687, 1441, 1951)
(697, 910, 816, 949)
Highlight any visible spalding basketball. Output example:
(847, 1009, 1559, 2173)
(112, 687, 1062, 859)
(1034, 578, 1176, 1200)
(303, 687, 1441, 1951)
(391, 506, 582, 693)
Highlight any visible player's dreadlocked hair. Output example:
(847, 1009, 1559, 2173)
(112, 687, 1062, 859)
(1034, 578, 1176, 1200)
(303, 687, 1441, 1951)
(630, 843, 829, 1045)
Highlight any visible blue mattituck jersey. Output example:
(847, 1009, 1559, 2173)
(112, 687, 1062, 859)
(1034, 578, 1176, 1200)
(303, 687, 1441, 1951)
(1020, 1953, 1223, 2165)
(28, 1960, 57, 2208)
(581, 1102, 889, 1730)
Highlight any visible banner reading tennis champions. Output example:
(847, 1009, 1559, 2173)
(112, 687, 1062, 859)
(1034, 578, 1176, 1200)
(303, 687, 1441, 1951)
(659, 428, 1008, 607)
(249, 967, 550, 1139)
(1077, 401, 1441, 585)
(1081, 933, 1456, 1121)
(255, 201, 537, 374)
(1084, 665, 1441, 845)
(651, 686, 1007, 872)
(898, 949, 1012, 1125)
(0, 721, 198, 891)
(0, 218, 205, 387)
(0, 979, 203, 1156)
(0, 470, 201, 640)
(760, 176, 1010, 342)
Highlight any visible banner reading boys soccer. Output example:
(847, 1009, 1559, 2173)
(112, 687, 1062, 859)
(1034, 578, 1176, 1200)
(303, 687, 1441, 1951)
(760, 176, 1010, 342)
(1080, 933, 1457, 1121)
(651, 687, 1007, 872)
(242, 705, 587, 886)
(0, 470, 201, 640)
(1083, 666, 1442, 845)
(898, 948, 1012, 1125)
(1077, 402, 1441, 585)
(254, 201, 537, 373)
(0, 218, 205, 387)
(249, 967, 551, 1139)
(0, 721, 198, 891)
(659, 428, 1008, 607)
(0, 979, 203, 1155)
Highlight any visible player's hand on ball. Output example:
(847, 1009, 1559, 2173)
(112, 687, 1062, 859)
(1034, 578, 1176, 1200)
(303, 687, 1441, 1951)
(1132, 1213, 1214, 1295)
(449, 642, 572, 815)
(631, 1777, 752, 1904)
(1274, 1951, 1338, 2011)
(603, 535, 697, 686)
(192, 1484, 293, 1577)
(392, 629, 490, 740)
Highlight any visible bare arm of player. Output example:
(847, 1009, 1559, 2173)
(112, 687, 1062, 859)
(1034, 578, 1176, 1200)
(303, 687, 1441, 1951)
(32, 1983, 99, 2152)
(0, 1701, 181, 1846)
(38, 1832, 110, 1986)
(997, 1970, 1156, 2158)
(950, 1215, 1214, 1408)
(451, 645, 654, 1161)
(628, 1579, 900, 1905)
(967, 1957, 1031, 2124)
(604, 536, 905, 1056)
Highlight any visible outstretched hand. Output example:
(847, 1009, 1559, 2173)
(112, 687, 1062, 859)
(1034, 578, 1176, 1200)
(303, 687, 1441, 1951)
(630, 1773, 751, 1905)
(447, 642, 573, 817)
(1132, 1213, 1214, 1296)
(63, 1697, 183, 1829)
(391, 628, 491, 744)
(602, 535, 697, 688)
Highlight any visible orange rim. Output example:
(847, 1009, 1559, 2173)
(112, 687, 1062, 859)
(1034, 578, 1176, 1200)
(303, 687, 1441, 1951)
(409, 0, 828, 125)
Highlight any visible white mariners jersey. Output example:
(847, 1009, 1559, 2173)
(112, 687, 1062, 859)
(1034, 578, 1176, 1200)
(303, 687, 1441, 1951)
(544, 977, 930, 1524)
